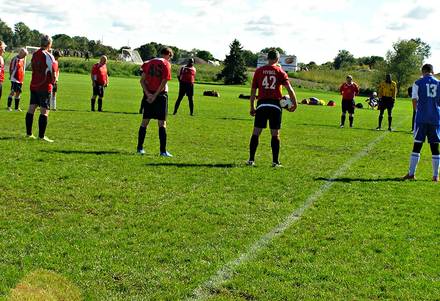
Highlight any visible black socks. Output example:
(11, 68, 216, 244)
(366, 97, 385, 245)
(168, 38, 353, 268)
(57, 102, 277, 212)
(137, 126, 146, 150)
(271, 136, 280, 164)
(25, 113, 33, 135)
(249, 135, 259, 161)
(159, 127, 167, 153)
(38, 115, 48, 138)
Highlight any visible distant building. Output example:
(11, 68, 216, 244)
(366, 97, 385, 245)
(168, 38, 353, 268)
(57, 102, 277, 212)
(257, 53, 297, 72)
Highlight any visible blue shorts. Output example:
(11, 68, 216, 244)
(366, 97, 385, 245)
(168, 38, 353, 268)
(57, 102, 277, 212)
(414, 123, 440, 144)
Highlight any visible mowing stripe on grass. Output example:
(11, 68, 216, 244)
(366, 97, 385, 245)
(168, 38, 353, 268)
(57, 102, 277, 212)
(189, 129, 393, 300)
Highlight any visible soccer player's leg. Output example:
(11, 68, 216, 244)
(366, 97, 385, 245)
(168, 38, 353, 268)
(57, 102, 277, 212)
(269, 108, 282, 166)
(377, 103, 385, 130)
(340, 102, 347, 128)
(173, 83, 186, 115)
(404, 123, 425, 179)
(25, 92, 39, 138)
(97, 86, 104, 112)
(188, 83, 194, 116)
(158, 94, 172, 157)
(137, 95, 151, 154)
(91, 84, 98, 111)
(428, 125, 440, 181)
(387, 102, 394, 131)
(38, 92, 53, 142)
(7, 83, 15, 111)
(14, 84, 22, 111)
(348, 100, 355, 128)
(248, 107, 267, 165)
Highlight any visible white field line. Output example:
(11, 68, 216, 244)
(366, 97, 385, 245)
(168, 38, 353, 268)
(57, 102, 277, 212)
(189, 130, 391, 300)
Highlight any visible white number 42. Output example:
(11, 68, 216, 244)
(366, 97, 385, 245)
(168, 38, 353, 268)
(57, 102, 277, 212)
(426, 84, 438, 97)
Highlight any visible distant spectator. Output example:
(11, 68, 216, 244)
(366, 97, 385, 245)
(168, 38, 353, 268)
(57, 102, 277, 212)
(365, 91, 379, 109)
(90, 55, 109, 112)
(7, 48, 28, 112)
(0, 41, 6, 108)
(85, 51, 90, 61)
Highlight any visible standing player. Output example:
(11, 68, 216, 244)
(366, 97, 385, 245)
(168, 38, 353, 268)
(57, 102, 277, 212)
(403, 64, 440, 182)
(0, 41, 6, 107)
(376, 74, 397, 131)
(247, 49, 298, 167)
(90, 55, 108, 112)
(25, 35, 57, 142)
(173, 58, 196, 115)
(136, 47, 174, 157)
(339, 75, 359, 128)
(7, 48, 28, 112)
(50, 50, 61, 110)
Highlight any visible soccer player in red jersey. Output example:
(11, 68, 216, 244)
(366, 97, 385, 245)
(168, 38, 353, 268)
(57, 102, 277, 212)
(247, 49, 298, 167)
(90, 55, 109, 112)
(0, 41, 6, 107)
(137, 47, 174, 157)
(50, 50, 61, 110)
(339, 75, 359, 128)
(173, 58, 197, 115)
(25, 35, 57, 142)
(7, 48, 28, 112)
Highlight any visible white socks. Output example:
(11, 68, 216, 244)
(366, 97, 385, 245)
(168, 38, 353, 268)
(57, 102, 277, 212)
(408, 152, 421, 176)
(433, 155, 440, 178)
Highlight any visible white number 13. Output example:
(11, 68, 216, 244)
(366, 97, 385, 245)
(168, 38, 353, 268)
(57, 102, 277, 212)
(426, 84, 438, 97)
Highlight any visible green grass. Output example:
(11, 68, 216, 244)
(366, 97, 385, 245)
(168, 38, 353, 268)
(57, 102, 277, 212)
(0, 73, 439, 300)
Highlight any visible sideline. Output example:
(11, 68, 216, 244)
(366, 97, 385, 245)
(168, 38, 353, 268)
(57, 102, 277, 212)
(189, 129, 393, 300)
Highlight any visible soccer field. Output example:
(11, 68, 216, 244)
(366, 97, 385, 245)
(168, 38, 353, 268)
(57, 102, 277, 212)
(0, 73, 439, 300)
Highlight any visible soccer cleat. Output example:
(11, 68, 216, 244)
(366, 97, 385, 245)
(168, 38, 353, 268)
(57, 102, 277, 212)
(376, 127, 381, 131)
(339, 125, 344, 128)
(25, 134, 36, 139)
(7, 107, 12, 112)
(272, 162, 283, 168)
(245, 160, 255, 167)
(160, 151, 173, 157)
(39, 136, 54, 143)
(388, 127, 393, 132)
(433, 176, 439, 182)
(15, 108, 22, 112)
(402, 173, 416, 181)
(137, 149, 145, 155)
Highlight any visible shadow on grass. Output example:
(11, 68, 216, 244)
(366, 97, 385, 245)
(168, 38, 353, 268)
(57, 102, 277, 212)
(297, 123, 411, 134)
(316, 177, 403, 183)
(0, 136, 19, 141)
(59, 108, 140, 115)
(216, 117, 251, 121)
(145, 162, 237, 168)
(44, 149, 125, 155)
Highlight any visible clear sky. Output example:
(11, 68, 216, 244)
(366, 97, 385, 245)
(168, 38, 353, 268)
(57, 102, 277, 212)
(1, 0, 439, 65)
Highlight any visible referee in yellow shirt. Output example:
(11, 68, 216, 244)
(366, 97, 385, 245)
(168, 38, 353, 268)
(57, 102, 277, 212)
(377, 74, 397, 131)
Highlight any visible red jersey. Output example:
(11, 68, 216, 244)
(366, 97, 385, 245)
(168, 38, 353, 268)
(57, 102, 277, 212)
(141, 58, 171, 93)
(339, 82, 359, 100)
(30, 48, 56, 92)
(91, 63, 108, 85)
(179, 65, 196, 83)
(252, 64, 289, 101)
(0, 56, 4, 83)
(9, 56, 26, 83)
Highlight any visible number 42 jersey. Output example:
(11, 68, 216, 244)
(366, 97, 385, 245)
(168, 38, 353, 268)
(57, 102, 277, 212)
(252, 65, 289, 101)
(412, 75, 440, 125)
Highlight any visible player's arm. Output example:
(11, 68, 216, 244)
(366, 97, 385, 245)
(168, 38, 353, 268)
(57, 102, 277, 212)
(140, 72, 153, 100)
(249, 87, 257, 116)
(392, 82, 397, 100)
(283, 81, 298, 112)
(149, 79, 168, 103)
(411, 83, 418, 110)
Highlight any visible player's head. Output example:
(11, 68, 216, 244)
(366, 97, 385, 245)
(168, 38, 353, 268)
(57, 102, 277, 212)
(18, 48, 28, 59)
(100, 55, 108, 65)
(0, 40, 6, 55)
(160, 47, 174, 61)
(372, 91, 377, 97)
(53, 49, 61, 59)
(386, 74, 392, 83)
(187, 58, 195, 66)
(267, 49, 280, 64)
(421, 64, 434, 75)
(40, 34, 52, 50)
(346, 75, 353, 84)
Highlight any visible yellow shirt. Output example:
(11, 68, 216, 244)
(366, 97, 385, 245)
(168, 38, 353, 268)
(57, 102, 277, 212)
(378, 81, 397, 98)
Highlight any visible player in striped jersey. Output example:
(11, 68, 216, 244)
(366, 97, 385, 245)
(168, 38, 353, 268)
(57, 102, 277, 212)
(7, 48, 28, 111)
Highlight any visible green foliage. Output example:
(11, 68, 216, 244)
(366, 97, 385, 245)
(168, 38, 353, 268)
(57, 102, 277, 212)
(242, 49, 258, 67)
(195, 50, 214, 62)
(333, 49, 356, 70)
(0, 19, 14, 46)
(260, 47, 286, 55)
(12, 22, 32, 47)
(385, 38, 431, 94)
(218, 39, 248, 85)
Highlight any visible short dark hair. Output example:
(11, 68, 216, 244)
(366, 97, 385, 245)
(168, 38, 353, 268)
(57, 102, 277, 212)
(188, 58, 195, 65)
(40, 34, 52, 48)
(422, 64, 434, 74)
(53, 50, 61, 57)
(267, 49, 280, 61)
(160, 47, 173, 57)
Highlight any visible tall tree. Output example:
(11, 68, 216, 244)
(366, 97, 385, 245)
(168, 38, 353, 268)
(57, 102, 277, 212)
(260, 47, 286, 55)
(333, 49, 356, 69)
(385, 38, 431, 94)
(242, 49, 258, 67)
(13, 22, 32, 46)
(137, 43, 157, 61)
(196, 49, 214, 62)
(0, 19, 14, 46)
(218, 39, 248, 85)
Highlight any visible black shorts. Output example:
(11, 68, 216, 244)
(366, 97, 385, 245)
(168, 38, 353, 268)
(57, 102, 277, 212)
(379, 96, 394, 111)
(178, 81, 194, 97)
(11, 82, 22, 93)
(254, 100, 282, 130)
(93, 84, 104, 98)
(52, 82, 58, 93)
(142, 93, 168, 120)
(342, 99, 355, 114)
(30, 91, 51, 109)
